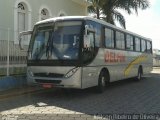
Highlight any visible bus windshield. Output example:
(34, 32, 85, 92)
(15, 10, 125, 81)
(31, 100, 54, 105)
(29, 21, 82, 60)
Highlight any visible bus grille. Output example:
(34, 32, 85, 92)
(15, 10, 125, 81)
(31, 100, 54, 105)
(34, 73, 64, 78)
(35, 79, 62, 84)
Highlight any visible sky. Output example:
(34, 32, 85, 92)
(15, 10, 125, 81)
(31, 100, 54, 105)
(120, 0, 160, 49)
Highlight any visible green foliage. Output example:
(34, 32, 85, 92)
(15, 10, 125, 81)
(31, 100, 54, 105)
(88, 0, 150, 29)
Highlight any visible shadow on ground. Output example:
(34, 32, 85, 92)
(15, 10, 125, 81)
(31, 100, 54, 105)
(0, 73, 160, 114)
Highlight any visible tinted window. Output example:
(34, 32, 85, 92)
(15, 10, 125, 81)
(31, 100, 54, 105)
(126, 34, 134, 51)
(105, 28, 114, 48)
(86, 21, 102, 47)
(30, 21, 82, 60)
(135, 37, 141, 52)
(116, 31, 125, 49)
(147, 41, 152, 53)
(82, 31, 95, 64)
(141, 39, 146, 52)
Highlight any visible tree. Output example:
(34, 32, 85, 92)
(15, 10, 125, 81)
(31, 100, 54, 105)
(88, 0, 150, 28)
(88, 0, 106, 19)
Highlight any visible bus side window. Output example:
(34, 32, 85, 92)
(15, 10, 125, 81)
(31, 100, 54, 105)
(105, 28, 114, 48)
(135, 37, 141, 52)
(116, 31, 125, 49)
(82, 31, 95, 63)
(126, 34, 134, 51)
(141, 39, 147, 52)
(86, 20, 102, 47)
(147, 41, 152, 53)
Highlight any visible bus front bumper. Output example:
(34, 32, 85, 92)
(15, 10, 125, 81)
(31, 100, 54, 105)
(27, 68, 82, 89)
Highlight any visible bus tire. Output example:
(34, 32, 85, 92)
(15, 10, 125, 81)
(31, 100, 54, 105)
(136, 67, 142, 81)
(97, 71, 106, 93)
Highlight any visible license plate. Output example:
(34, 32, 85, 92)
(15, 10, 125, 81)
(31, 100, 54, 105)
(42, 84, 53, 88)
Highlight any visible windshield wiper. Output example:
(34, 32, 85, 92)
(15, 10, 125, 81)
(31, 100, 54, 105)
(34, 47, 44, 60)
(46, 32, 54, 59)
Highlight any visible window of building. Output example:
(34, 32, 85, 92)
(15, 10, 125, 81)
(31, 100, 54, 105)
(116, 31, 125, 49)
(105, 28, 114, 48)
(41, 8, 50, 20)
(135, 37, 141, 52)
(59, 13, 65, 17)
(141, 39, 146, 52)
(126, 34, 134, 51)
(18, 3, 26, 34)
(58, 10, 67, 17)
(14, 1, 31, 45)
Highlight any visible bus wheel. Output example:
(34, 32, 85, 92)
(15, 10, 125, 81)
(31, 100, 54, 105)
(137, 68, 142, 81)
(97, 71, 106, 93)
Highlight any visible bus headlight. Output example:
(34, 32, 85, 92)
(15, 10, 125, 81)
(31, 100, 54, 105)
(65, 67, 79, 78)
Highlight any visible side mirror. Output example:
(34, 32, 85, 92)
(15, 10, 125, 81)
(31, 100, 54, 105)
(19, 30, 32, 50)
(84, 25, 90, 48)
(85, 25, 89, 35)
(83, 25, 95, 48)
(83, 34, 91, 48)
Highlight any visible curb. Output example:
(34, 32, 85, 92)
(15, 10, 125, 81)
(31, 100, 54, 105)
(153, 67, 160, 69)
(0, 76, 27, 91)
(0, 86, 44, 100)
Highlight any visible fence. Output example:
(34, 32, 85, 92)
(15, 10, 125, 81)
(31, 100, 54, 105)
(0, 27, 27, 77)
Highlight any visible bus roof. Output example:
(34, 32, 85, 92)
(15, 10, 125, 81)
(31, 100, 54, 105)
(36, 16, 151, 41)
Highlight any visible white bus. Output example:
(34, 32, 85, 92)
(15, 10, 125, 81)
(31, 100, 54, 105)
(19, 16, 153, 93)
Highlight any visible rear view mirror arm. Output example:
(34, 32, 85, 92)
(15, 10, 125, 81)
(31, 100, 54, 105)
(19, 30, 32, 50)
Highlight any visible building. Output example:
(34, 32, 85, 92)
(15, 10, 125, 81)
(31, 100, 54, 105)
(0, 0, 88, 43)
(0, 0, 88, 90)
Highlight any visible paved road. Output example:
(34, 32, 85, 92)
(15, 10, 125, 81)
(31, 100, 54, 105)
(0, 68, 160, 120)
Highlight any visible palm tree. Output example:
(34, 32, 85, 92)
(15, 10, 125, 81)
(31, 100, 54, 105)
(88, 0, 150, 28)
(87, 0, 106, 19)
